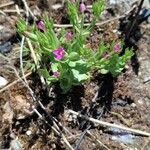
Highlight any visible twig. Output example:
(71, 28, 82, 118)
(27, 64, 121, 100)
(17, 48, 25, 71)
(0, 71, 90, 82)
(26, 38, 38, 65)
(68, 109, 150, 137)
(53, 6, 135, 28)
(3, 9, 24, 13)
(15, 4, 21, 15)
(110, 111, 131, 127)
(87, 131, 110, 150)
(54, 16, 123, 28)
(143, 77, 150, 84)
(0, 72, 31, 93)
(21, 0, 37, 20)
(0, 1, 14, 8)
(53, 117, 73, 136)
(52, 120, 74, 150)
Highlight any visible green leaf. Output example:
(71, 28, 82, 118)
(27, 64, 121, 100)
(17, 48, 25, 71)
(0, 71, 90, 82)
(17, 19, 27, 33)
(40, 68, 50, 79)
(67, 1, 78, 26)
(60, 77, 72, 93)
(71, 69, 89, 82)
(68, 59, 86, 67)
(51, 63, 59, 72)
(68, 52, 79, 61)
(100, 68, 109, 74)
(92, 0, 105, 17)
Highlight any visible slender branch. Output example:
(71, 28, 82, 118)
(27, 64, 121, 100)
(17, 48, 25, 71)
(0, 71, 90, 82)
(26, 38, 38, 65)
(53, 6, 135, 28)
(52, 120, 74, 150)
(0, 1, 15, 8)
(21, 0, 37, 20)
(68, 109, 150, 137)
(0, 72, 31, 93)
(87, 131, 110, 150)
(3, 9, 24, 13)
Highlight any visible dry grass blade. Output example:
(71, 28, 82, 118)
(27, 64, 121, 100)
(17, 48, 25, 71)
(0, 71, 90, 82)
(53, 6, 135, 28)
(0, 1, 14, 8)
(68, 109, 150, 137)
(0, 72, 32, 93)
(3, 9, 24, 13)
(87, 131, 110, 150)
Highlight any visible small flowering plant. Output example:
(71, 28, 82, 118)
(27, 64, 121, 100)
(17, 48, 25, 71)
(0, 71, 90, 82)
(17, 0, 133, 93)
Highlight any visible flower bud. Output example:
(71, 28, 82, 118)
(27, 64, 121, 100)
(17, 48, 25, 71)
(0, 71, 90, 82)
(80, 2, 86, 12)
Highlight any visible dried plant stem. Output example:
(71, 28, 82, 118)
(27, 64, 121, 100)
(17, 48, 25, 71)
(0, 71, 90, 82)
(15, 4, 21, 15)
(87, 131, 110, 150)
(0, 1, 14, 8)
(68, 109, 150, 137)
(53, 15, 123, 28)
(53, 121, 74, 150)
(21, 0, 37, 20)
(26, 38, 38, 65)
(53, 117, 73, 136)
(0, 72, 31, 93)
(3, 9, 24, 13)
(53, 6, 135, 28)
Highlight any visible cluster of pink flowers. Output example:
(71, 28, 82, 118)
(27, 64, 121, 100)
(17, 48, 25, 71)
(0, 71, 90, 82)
(53, 47, 65, 60)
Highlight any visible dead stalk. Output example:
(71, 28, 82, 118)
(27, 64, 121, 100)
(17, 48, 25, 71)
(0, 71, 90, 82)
(0, 1, 14, 8)
(68, 109, 150, 137)
(21, 0, 37, 20)
(3, 9, 24, 13)
(0, 72, 32, 93)
(53, 6, 135, 28)
(87, 131, 110, 150)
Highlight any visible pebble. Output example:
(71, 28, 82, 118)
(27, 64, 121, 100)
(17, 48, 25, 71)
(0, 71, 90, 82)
(0, 76, 8, 88)
(0, 42, 12, 54)
(138, 99, 144, 105)
(0, 27, 16, 43)
(26, 130, 32, 136)
(109, 0, 117, 5)
(131, 103, 136, 108)
(10, 139, 22, 150)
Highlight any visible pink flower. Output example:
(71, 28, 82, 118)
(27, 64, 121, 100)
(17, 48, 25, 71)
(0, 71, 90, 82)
(53, 47, 65, 60)
(37, 20, 45, 32)
(114, 43, 121, 52)
(66, 32, 73, 41)
(80, 2, 86, 12)
(53, 71, 60, 77)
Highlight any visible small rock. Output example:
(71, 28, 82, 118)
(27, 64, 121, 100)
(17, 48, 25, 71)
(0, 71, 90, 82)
(0, 76, 8, 88)
(3, 101, 14, 123)
(131, 103, 136, 107)
(26, 130, 32, 136)
(0, 42, 12, 54)
(0, 27, 16, 43)
(109, 0, 117, 5)
(10, 139, 22, 150)
(138, 99, 143, 105)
